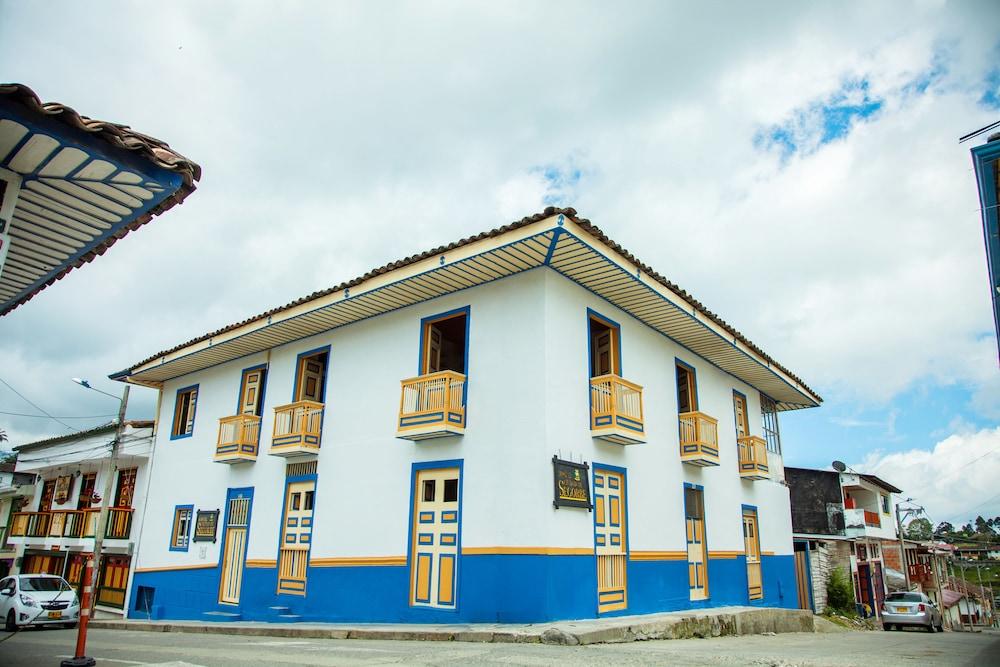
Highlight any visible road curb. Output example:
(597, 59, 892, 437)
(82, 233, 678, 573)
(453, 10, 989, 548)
(89, 608, 814, 645)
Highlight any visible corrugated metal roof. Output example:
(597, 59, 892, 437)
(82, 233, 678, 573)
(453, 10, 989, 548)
(13, 419, 153, 452)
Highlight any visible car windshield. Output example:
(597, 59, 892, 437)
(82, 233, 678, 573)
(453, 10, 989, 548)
(20, 577, 71, 592)
(886, 593, 922, 602)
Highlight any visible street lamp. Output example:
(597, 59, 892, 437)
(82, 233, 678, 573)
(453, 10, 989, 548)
(62, 378, 130, 667)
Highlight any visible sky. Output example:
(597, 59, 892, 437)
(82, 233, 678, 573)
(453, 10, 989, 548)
(1, 1, 999, 530)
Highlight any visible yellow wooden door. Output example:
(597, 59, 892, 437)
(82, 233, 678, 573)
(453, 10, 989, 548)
(685, 486, 708, 601)
(219, 495, 250, 605)
(278, 480, 314, 595)
(425, 326, 443, 374)
(296, 356, 325, 403)
(743, 509, 763, 600)
(594, 469, 627, 612)
(410, 468, 460, 608)
(239, 369, 265, 415)
(733, 392, 749, 439)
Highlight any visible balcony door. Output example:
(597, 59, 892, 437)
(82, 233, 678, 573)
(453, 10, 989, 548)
(421, 311, 467, 375)
(410, 467, 460, 609)
(114, 468, 137, 508)
(676, 363, 698, 413)
(39, 479, 56, 511)
(733, 392, 749, 439)
(295, 352, 327, 403)
(588, 313, 620, 378)
(239, 367, 266, 416)
(685, 486, 709, 601)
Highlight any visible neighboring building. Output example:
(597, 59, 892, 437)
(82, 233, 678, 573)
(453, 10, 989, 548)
(953, 545, 1000, 561)
(5, 422, 154, 616)
(786, 467, 902, 617)
(0, 83, 199, 316)
(971, 131, 1000, 362)
(0, 459, 35, 578)
(945, 575, 995, 628)
(112, 208, 821, 623)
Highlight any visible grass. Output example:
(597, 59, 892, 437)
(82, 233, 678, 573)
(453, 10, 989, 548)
(954, 562, 1000, 587)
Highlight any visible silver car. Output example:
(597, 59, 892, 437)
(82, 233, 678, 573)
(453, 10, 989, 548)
(881, 591, 944, 632)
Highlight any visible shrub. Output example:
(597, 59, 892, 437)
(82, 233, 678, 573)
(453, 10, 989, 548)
(826, 567, 856, 615)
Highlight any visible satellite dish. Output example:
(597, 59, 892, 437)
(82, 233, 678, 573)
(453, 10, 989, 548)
(832, 460, 847, 472)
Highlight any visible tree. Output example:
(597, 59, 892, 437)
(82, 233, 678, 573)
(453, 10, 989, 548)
(935, 521, 955, 538)
(906, 518, 933, 541)
(961, 523, 975, 536)
(826, 567, 856, 616)
(975, 516, 990, 535)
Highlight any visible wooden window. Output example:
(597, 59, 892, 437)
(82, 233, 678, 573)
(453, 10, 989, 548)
(421, 311, 468, 375)
(294, 352, 327, 403)
(171, 385, 198, 439)
(760, 393, 782, 454)
(114, 468, 137, 508)
(588, 314, 620, 378)
(170, 505, 193, 551)
(881, 495, 890, 514)
(676, 363, 698, 413)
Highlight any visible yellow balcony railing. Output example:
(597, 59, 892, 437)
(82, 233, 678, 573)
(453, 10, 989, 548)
(270, 400, 324, 456)
(737, 435, 769, 480)
(590, 374, 645, 444)
(8, 507, 126, 540)
(396, 370, 466, 440)
(679, 411, 720, 466)
(216, 414, 261, 463)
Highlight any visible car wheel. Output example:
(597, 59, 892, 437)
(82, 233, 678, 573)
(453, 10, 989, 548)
(63, 622, 78, 630)
(883, 624, 893, 631)
(4, 609, 16, 632)
(926, 623, 935, 633)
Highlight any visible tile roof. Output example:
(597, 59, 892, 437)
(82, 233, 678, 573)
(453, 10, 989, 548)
(13, 419, 154, 452)
(114, 206, 820, 405)
(0, 83, 201, 316)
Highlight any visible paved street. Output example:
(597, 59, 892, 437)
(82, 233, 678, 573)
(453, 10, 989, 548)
(0, 627, 998, 666)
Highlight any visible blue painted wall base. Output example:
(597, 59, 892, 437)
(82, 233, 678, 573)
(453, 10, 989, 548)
(130, 554, 798, 623)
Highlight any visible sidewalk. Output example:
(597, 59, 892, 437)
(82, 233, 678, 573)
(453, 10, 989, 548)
(90, 606, 814, 645)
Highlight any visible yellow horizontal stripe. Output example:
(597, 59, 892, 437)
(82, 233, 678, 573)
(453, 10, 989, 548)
(461, 546, 593, 556)
(762, 551, 776, 556)
(708, 551, 744, 559)
(245, 559, 277, 568)
(310, 556, 406, 567)
(135, 563, 216, 574)
(630, 551, 687, 561)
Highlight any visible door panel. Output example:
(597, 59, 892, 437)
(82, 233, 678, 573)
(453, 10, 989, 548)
(594, 469, 627, 613)
(742, 509, 763, 600)
(239, 369, 265, 416)
(685, 487, 708, 601)
(296, 355, 326, 403)
(219, 493, 251, 605)
(278, 480, 314, 595)
(733, 393, 749, 439)
(410, 468, 460, 608)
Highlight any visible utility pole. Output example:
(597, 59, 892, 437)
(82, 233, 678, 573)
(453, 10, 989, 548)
(62, 383, 129, 667)
(895, 503, 910, 589)
(959, 560, 975, 633)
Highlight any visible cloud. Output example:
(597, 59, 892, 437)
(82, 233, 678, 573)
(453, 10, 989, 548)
(854, 426, 1000, 526)
(0, 0, 999, 456)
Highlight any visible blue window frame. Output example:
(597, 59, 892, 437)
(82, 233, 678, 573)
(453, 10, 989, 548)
(169, 504, 194, 552)
(170, 384, 198, 440)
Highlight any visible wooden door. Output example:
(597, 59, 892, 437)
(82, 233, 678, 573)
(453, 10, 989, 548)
(278, 480, 315, 595)
(96, 555, 130, 608)
(733, 392, 749, 438)
(685, 486, 708, 601)
(856, 563, 872, 614)
(39, 480, 56, 511)
(66, 553, 87, 596)
(676, 365, 697, 413)
(114, 468, 137, 508)
(410, 467, 460, 608)
(77, 473, 97, 510)
(593, 330, 613, 376)
(219, 493, 251, 605)
(794, 549, 811, 610)
(594, 469, 627, 613)
(296, 355, 325, 403)
(239, 368, 265, 416)
(425, 326, 443, 374)
(742, 508, 763, 600)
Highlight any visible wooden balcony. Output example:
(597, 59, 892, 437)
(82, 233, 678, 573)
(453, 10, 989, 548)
(678, 411, 720, 466)
(908, 563, 934, 585)
(737, 435, 769, 480)
(396, 370, 466, 440)
(589, 374, 645, 444)
(270, 401, 324, 456)
(215, 414, 261, 463)
(8, 507, 131, 540)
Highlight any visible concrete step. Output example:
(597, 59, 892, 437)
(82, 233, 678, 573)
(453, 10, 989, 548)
(203, 611, 242, 622)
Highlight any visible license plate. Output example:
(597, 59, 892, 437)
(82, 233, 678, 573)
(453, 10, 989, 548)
(47, 611, 62, 619)
(895, 606, 908, 613)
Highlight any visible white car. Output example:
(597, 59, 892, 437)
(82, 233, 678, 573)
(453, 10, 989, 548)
(0, 574, 80, 631)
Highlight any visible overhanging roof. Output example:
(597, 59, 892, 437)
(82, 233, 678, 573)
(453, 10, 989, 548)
(113, 208, 822, 410)
(971, 134, 1000, 364)
(0, 83, 200, 316)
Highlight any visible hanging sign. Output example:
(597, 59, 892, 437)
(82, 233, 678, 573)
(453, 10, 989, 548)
(53, 475, 74, 504)
(193, 510, 219, 542)
(552, 457, 591, 510)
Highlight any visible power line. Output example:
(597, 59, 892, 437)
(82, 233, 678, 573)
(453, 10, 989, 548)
(0, 410, 117, 419)
(0, 376, 79, 434)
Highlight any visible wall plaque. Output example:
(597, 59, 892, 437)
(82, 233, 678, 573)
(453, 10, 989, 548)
(193, 509, 219, 543)
(552, 456, 591, 510)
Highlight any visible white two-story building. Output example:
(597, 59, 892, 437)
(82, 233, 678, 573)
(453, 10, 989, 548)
(112, 208, 821, 623)
(6, 421, 154, 615)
